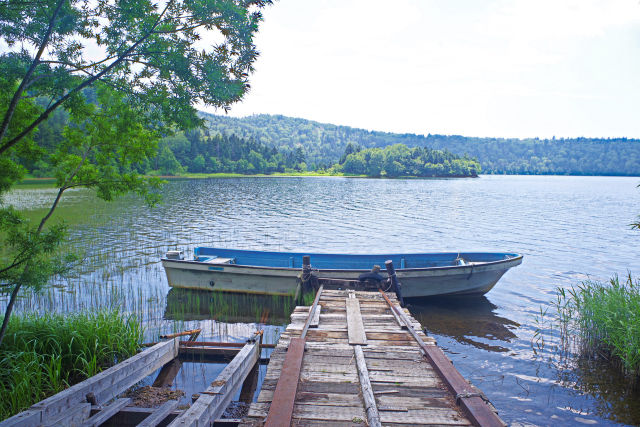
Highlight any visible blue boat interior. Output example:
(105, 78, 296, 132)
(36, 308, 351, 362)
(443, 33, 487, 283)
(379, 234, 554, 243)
(193, 247, 518, 270)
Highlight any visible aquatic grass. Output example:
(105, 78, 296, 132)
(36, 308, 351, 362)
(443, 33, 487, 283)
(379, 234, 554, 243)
(551, 274, 640, 378)
(0, 310, 143, 420)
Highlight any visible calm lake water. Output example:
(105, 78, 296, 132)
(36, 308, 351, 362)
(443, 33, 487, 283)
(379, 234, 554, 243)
(3, 175, 640, 425)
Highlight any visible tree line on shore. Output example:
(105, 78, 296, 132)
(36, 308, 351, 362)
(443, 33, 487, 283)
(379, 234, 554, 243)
(201, 113, 640, 176)
(25, 107, 478, 177)
(21, 104, 640, 178)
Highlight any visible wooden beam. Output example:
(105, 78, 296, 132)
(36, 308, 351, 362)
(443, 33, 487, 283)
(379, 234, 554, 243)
(80, 398, 131, 427)
(354, 345, 381, 427)
(137, 400, 179, 427)
(346, 295, 367, 345)
(300, 285, 323, 339)
(1, 339, 179, 426)
(309, 305, 321, 328)
(168, 342, 259, 427)
(43, 403, 90, 427)
(160, 329, 202, 339)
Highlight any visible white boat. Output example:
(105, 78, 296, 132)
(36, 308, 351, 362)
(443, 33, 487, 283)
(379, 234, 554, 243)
(161, 248, 523, 298)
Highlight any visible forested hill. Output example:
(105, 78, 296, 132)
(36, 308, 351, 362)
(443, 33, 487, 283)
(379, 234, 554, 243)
(200, 112, 640, 176)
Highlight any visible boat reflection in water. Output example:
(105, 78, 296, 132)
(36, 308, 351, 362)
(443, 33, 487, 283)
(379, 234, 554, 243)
(407, 296, 519, 353)
(164, 288, 295, 325)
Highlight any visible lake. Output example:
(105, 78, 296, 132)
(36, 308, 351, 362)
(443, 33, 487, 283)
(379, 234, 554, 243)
(3, 175, 640, 425)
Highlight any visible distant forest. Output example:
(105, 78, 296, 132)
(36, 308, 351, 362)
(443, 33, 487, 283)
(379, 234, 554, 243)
(22, 107, 640, 177)
(24, 106, 478, 178)
(201, 113, 640, 176)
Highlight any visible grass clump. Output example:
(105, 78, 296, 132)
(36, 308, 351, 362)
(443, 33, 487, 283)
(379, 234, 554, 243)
(0, 309, 143, 420)
(554, 274, 640, 377)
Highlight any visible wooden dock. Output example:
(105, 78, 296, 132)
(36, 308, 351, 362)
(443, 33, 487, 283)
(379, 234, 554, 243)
(1, 288, 503, 427)
(241, 288, 504, 427)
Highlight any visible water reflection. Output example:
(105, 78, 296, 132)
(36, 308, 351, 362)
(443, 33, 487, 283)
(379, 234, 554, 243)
(550, 340, 640, 424)
(408, 296, 519, 353)
(164, 288, 294, 325)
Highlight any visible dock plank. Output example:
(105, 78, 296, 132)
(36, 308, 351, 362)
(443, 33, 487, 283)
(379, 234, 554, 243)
(241, 290, 500, 427)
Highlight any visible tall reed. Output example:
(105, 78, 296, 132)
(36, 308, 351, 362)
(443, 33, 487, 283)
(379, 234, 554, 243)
(0, 310, 143, 420)
(552, 273, 640, 377)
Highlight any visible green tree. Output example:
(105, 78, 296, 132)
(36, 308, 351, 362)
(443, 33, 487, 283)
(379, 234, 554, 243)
(0, 0, 271, 346)
(191, 154, 206, 173)
(157, 144, 183, 175)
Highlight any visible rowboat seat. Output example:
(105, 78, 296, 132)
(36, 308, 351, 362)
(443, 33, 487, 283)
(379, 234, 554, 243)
(204, 257, 235, 264)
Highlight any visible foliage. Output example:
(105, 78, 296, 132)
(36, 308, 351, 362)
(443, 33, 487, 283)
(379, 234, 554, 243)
(544, 274, 640, 378)
(0, 309, 142, 420)
(339, 144, 480, 177)
(200, 113, 640, 176)
(158, 130, 308, 174)
(0, 0, 271, 347)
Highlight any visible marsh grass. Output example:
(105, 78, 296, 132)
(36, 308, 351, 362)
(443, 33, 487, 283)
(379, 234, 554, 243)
(0, 310, 143, 420)
(540, 274, 640, 379)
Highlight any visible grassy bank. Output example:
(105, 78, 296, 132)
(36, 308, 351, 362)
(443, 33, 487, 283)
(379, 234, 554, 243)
(0, 310, 143, 420)
(552, 274, 640, 377)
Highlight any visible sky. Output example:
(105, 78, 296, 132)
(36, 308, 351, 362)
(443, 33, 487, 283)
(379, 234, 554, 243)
(207, 0, 640, 139)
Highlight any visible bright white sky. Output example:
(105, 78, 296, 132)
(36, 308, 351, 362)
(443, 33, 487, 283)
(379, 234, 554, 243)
(209, 0, 640, 139)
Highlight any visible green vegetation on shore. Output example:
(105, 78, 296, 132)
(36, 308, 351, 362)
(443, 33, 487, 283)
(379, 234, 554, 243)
(201, 113, 640, 176)
(0, 310, 142, 420)
(541, 274, 640, 378)
(27, 112, 478, 178)
(339, 143, 480, 177)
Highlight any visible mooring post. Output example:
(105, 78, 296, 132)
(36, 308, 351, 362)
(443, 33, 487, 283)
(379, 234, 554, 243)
(302, 255, 312, 292)
(384, 260, 404, 307)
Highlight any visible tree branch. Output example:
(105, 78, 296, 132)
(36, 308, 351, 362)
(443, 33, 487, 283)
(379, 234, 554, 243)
(0, 0, 65, 145)
(0, 0, 176, 156)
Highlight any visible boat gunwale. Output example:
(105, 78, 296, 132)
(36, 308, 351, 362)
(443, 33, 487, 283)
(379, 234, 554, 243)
(161, 254, 523, 273)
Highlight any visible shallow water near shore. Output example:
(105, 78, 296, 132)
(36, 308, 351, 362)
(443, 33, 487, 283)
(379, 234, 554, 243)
(2, 175, 640, 425)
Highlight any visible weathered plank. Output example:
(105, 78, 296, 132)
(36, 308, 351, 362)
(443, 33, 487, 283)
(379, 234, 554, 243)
(310, 305, 321, 328)
(242, 289, 500, 427)
(345, 297, 367, 345)
(43, 402, 91, 427)
(80, 398, 131, 427)
(1, 339, 179, 427)
(168, 342, 258, 427)
(137, 399, 179, 427)
(354, 345, 381, 427)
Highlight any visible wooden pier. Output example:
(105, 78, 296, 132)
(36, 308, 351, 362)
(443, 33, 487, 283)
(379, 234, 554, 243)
(242, 288, 504, 427)
(1, 287, 503, 427)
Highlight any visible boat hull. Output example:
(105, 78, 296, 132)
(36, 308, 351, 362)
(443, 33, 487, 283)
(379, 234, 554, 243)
(161, 253, 522, 298)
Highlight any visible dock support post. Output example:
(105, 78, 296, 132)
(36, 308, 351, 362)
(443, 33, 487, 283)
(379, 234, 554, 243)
(385, 260, 404, 307)
(302, 255, 312, 292)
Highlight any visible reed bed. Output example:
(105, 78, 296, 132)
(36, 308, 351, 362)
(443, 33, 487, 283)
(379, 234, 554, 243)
(551, 273, 640, 378)
(0, 310, 143, 420)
